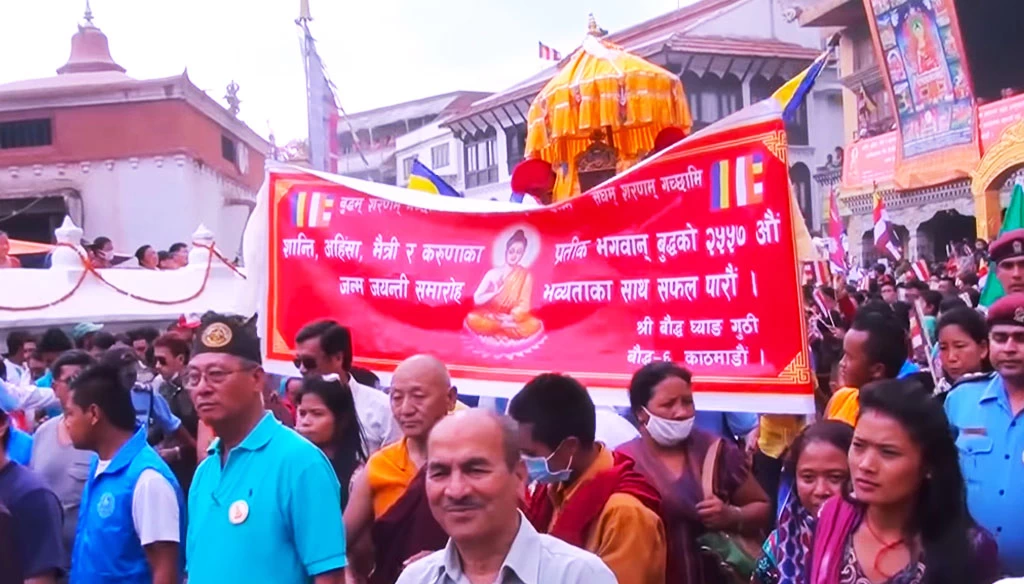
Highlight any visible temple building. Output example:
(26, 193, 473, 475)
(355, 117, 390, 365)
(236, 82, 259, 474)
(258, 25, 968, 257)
(798, 0, 1024, 264)
(334, 91, 490, 186)
(442, 0, 845, 229)
(0, 8, 269, 257)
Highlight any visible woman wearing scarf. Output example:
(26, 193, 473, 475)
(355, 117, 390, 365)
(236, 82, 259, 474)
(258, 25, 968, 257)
(753, 421, 853, 584)
(809, 379, 1000, 584)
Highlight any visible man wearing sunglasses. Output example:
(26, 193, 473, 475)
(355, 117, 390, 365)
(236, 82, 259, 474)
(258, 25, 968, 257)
(294, 320, 398, 455)
(152, 334, 199, 493)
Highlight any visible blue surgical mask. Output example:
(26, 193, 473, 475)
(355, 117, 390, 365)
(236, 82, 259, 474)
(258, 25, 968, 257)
(522, 451, 573, 484)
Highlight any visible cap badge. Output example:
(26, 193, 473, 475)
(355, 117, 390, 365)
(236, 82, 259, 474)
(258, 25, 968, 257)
(1015, 307, 1024, 324)
(201, 322, 233, 348)
(1014, 240, 1022, 254)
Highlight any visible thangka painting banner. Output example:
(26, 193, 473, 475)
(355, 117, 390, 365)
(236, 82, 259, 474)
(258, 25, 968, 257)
(264, 118, 813, 409)
(863, 0, 980, 189)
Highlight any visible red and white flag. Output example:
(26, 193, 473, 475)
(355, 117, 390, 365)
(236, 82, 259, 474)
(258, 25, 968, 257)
(873, 192, 903, 262)
(827, 186, 847, 273)
(911, 259, 930, 281)
(538, 41, 562, 61)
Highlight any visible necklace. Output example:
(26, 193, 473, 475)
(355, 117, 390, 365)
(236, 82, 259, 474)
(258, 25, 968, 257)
(864, 517, 907, 579)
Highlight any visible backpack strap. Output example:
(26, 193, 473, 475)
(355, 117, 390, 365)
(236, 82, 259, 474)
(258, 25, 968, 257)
(702, 437, 723, 500)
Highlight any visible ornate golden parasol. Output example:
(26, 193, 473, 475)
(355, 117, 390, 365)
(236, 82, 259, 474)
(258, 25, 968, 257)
(525, 15, 692, 201)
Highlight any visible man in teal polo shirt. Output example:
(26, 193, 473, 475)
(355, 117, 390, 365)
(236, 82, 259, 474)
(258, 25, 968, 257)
(945, 293, 1024, 577)
(185, 313, 346, 584)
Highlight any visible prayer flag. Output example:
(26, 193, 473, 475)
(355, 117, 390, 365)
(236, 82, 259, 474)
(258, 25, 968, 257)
(408, 160, 462, 197)
(827, 186, 847, 273)
(873, 192, 902, 262)
(538, 42, 562, 61)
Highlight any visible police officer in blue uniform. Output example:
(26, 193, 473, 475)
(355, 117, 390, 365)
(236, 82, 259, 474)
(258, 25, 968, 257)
(989, 229, 1024, 296)
(945, 293, 1024, 576)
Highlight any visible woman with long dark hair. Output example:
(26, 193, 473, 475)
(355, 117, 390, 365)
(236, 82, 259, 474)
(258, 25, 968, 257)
(295, 375, 366, 507)
(753, 421, 854, 584)
(809, 379, 999, 584)
(936, 307, 990, 384)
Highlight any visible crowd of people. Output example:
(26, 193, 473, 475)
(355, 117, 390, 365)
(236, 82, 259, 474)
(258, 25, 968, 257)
(2, 231, 1024, 584)
(0, 231, 191, 271)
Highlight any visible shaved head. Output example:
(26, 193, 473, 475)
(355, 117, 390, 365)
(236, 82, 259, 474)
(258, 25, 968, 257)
(392, 354, 451, 390)
(390, 354, 456, 440)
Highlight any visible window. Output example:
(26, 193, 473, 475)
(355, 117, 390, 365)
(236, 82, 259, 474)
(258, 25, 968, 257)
(505, 124, 527, 172)
(464, 129, 498, 188)
(402, 156, 416, 179)
(0, 119, 52, 149)
(790, 163, 813, 230)
(221, 135, 237, 164)
(431, 144, 450, 169)
(719, 74, 743, 116)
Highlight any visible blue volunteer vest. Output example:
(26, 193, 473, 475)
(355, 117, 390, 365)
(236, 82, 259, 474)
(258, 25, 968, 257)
(70, 428, 185, 584)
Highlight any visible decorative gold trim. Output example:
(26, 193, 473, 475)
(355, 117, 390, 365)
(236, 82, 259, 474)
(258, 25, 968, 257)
(972, 119, 1024, 197)
(762, 130, 789, 164)
(776, 352, 813, 384)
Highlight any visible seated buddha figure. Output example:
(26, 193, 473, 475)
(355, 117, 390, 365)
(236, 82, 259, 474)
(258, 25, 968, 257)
(465, 229, 543, 341)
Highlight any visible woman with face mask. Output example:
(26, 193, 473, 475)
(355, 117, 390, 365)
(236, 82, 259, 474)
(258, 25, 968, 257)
(753, 421, 853, 584)
(617, 362, 771, 584)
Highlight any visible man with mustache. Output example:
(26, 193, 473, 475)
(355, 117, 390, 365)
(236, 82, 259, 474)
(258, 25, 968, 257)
(945, 293, 1024, 577)
(184, 313, 346, 584)
(344, 355, 456, 584)
(989, 230, 1024, 295)
(398, 410, 616, 583)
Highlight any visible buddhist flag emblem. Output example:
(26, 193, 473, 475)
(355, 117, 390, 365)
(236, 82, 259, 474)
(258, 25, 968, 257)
(292, 191, 334, 228)
(710, 154, 764, 211)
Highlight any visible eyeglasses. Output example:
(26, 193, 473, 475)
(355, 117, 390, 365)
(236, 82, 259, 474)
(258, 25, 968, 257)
(183, 367, 252, 389)
(293, 356, 318, 371)
(155, 357, 168, 366)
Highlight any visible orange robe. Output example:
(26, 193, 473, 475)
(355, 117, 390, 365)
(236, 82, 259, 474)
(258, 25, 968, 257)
(530, 446, 667, 584)
(465, 265, 542, 339)
(825, 386, 860, 426)
(367, 438, 418, 518)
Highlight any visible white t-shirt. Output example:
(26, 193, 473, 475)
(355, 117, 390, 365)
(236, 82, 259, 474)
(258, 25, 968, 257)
(594, 407, 640, 449)
(94, 461, 180, 546)
(350, 379, 400, 455)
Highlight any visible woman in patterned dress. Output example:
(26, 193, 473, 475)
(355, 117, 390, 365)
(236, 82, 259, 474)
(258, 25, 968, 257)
(809, 379, 1000, 584)
(753, 421, 853, 584)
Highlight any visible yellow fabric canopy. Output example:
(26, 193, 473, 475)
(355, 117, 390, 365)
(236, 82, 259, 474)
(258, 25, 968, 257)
(525, 26, 692, 201)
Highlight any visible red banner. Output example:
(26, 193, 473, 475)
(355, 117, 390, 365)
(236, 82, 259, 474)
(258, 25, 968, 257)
(980, 93, 1024, 151)
(264, 118, 814, 411)
(843, 131, 898, 191)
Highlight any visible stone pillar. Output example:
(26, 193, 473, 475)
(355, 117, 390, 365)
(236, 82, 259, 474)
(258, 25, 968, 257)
(974, 187, 1002, 241)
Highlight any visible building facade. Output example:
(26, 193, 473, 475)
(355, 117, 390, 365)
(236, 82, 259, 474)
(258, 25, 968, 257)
(799, 0, 1024, 265)
(442, 0, 846, 229)
(0, 11, 269, 257)
(334, 91, 489, 186)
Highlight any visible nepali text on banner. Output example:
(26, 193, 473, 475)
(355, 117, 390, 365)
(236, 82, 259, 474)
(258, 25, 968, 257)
(264, 118, 814, 412)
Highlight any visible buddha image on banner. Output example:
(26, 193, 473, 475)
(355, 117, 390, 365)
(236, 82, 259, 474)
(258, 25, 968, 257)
(464, 225, 546, 358)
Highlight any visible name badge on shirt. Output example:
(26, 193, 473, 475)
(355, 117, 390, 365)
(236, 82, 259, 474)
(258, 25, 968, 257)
(229, 500, 249, 525)
(962, 427, 988, 437)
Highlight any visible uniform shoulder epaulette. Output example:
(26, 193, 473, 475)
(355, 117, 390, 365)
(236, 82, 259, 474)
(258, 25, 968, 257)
(949, 370, 996, 391)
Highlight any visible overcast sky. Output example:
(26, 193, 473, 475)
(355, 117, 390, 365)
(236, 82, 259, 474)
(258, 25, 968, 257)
(1, 0, 689, 143)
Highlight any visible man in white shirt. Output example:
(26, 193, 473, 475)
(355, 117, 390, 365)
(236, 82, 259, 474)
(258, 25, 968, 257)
(294, 320, 399, 454)
(398, 410, 615, 584)
(2, 330, 35, 385)
(63, 363, 184, 583)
